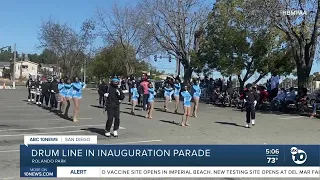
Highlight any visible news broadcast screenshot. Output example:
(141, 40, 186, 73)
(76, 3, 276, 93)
(0, 0, 319, 179)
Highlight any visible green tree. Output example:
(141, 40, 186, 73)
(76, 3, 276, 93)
(243, 0, 320, 92)
(202, 0, 294, 90)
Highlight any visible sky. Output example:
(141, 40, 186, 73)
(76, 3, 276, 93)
(0, 0, 319, 83)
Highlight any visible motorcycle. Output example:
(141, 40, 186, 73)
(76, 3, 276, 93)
(296, 97, 309, 114)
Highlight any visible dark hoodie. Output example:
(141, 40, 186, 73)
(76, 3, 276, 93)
(105, 84, 125, 107)
(50, 79, 59, 93)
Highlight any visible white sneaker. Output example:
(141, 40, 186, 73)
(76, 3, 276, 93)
(31, 99, 34, 102)
(28, 99, 31, 102)
(251, 119, 255, 126)
(113, 131, 118, 137)
(105, 131, 111, 137)
(39, 102, 42, 105)
(36, 102, 39, 105)
(245, 124, 249, 128)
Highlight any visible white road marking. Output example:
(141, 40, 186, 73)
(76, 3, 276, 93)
(0, 126, 126, 137)
(111, 140, 162, 145)
(0, 113, 54, 116)
(5, 105, 40, 108)
(0, 118, 92, 121)
(0, 130, 84, 137)
(0, 140, 162, 153)
(0, 108, 43, 111)
(278, 116, 304, 120)
(0, 124, 125, 132)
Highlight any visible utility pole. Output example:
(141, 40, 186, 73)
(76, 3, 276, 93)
(12, 44, 16, 89)
(83, 58, 86, 84)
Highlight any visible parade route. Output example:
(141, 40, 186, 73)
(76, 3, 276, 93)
(0, 89, 319, 180)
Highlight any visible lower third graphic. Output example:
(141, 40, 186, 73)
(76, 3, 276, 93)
(290, 147, 307, 165)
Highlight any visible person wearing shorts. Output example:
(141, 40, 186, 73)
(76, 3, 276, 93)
(192, 79, 201, 118)
(163, 83, 173, 111)
(146, 83, 155, 119)
(58, 78, 66, 113)
(71, 77, 84, 122)
(174, 78, 181, 113)
(130, 82, 139, 115)
(63, 78, 72, 118)
(181, 85, 192, 127)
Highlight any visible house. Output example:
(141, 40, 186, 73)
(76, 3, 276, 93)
(39, 63, 61, 77)
(0, 62, 11, 78)
(15, 60, 39, 79)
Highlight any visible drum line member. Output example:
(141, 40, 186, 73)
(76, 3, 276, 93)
(64, 78, 72, 118)
(169, 78, 174, 103)
(49, 76, 59, 110)
(163, 82, 173, 111)
(26, 75, 36, 102)
(130, 82, 139, 115)
(192, 79, 201, 118)
(35, 78, 42, 105)
(243, 83, 260, 128)
(98, 80, 107, 107)
(40, 77, 50, 108)
(104, 77, 125, 137)
(174, 78, 181, 113)
(146, 82, 156, 119)
(71, 77, 84, 122)
(58, 78, 66, 113)
(180, 84, 192, 127)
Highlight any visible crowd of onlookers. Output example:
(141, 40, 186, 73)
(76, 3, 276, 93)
(97, 73, 320, 118)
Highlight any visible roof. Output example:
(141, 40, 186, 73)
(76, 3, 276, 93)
(40, 63, 57, 67)
(0, 62, 10, 67)
(16, 60, 39, 65)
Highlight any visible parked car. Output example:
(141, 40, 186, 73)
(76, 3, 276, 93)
(307, 89, 320, 105)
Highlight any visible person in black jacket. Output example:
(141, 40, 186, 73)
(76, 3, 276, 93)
(98, 81, 107, 107)
(40, 78, 50, 107)
(49, 76, 59, 110)
(35, 78, 42, 105)
(26, 75, 36, 102)
(243, 83, 260, 128)
(104, 77, 125, 137)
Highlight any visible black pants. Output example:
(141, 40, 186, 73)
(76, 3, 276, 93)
(41, 92, 50, 106)
(270, 88, 278, 101)
(128, 89, 132, 102)
(36, 94, 40, 102)
(142, 94, 149, 110)
(28, 89, 34, 100)
(50, 92, 58, 108)
(99, 93, 105, 106)
(105, 106, 120, 132)
(245, 103, 255, 123)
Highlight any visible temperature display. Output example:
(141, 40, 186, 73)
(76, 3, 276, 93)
(267, 157, 279, 163)
(266, 149, 280, 164)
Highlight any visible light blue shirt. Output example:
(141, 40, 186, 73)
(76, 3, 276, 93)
(174, 83, 181, 95)
(192, 84, 201, 97)
(71, 82, 83, 96)
(58, 83, 65, 94)
(181, 91, 192, 107)
(148, 88, 155, 102)
(164, 87, 173, 97)
(131, 88, 139, 99)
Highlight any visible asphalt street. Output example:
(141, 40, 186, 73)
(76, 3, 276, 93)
(0, 89, 319, 180)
